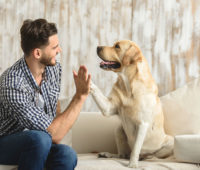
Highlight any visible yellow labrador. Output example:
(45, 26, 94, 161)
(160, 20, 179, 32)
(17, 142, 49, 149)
(90, 40, 173, 168)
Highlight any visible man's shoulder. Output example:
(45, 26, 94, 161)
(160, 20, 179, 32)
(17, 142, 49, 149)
(0, 58, 25, 89)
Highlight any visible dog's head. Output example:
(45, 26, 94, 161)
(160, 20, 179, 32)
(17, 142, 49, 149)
(97, 40, 144, 72)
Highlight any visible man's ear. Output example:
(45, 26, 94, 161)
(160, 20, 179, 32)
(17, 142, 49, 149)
(32, 48, 42, 60)
(122, 46, 142, 66)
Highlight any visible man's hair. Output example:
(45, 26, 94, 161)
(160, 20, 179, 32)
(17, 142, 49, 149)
(20, 18, 57, 56)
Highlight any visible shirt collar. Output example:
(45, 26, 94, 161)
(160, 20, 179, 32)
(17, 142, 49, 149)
(21, 56, 48, 90)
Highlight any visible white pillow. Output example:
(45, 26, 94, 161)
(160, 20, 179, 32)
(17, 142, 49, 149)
(161, 77, 200, 136)
(174, 135, 200, 163)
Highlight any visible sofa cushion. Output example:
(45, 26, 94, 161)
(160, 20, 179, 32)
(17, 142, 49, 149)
(72, 112, 121, 154)
(161, 77, 200, 136)
(174, 135, 200, 163)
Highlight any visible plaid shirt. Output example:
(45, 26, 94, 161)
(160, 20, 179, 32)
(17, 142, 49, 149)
(0, 57, 62, 136)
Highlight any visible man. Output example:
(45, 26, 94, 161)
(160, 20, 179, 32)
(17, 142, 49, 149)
(0, 18, 91, 170)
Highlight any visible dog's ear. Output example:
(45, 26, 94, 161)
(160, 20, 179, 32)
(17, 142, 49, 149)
(122, 45, 142, 66)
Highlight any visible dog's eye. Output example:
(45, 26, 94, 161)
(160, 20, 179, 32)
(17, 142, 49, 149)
(115, 44, 120, 49)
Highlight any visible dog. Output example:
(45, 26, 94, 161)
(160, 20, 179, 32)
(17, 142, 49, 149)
(90, 40, 174, 168)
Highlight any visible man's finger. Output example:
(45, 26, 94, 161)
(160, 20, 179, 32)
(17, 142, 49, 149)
(83, 67, 88, 81)
(81, 65, 87, 71)
(87, 74, 91, 85)
(79, 65, 87, 79)
(78, 65, 84, 76)
(73, 70, 78, 79)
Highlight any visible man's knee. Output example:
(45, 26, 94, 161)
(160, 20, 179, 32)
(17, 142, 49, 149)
(63, 145, 77, 165)
(54, 144, 77, 168)
(25, 130, 52, 155)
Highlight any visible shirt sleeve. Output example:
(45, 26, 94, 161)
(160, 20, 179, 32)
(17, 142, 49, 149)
(1, 86, 53, 132)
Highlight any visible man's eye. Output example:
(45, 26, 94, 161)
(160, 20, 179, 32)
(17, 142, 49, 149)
(115, 44, 120, 49)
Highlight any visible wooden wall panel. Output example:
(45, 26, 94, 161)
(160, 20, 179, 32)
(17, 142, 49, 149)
(0, 0, 199, 111)
(131, 0, 200, 95)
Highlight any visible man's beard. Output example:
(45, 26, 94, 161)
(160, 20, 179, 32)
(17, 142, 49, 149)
(40, 54, 56, 66)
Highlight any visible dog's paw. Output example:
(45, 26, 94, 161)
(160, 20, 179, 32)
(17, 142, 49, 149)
(98, 152, 113, 158)
(128, 161, 138, 168)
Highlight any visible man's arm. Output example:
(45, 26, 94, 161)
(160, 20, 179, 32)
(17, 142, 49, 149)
(47, 65, 91, 144)
(56, 100, 61, 116)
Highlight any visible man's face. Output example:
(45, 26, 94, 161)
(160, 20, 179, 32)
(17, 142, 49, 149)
(40, 34, 62, 66)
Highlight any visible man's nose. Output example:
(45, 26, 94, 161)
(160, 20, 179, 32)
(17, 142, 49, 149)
(58, 46, 62, 53)
(56, 47, 62, 55)
(57, 46, 62, 54)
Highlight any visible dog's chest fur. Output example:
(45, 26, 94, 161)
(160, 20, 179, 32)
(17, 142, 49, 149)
(114, 73, 160, 151)
(114, 73, 156, 120)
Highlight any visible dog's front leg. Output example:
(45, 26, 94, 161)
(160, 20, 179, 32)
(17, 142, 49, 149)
(90, 81, 116, 116)
(128, 122, 149, 168)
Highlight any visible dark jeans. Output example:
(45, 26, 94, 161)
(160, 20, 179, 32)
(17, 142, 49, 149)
(0, 130, 77, 170)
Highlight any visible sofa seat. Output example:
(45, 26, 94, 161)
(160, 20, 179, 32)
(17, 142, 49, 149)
(75, 153, 200, 170)
(1, 155, 199, 170)
(1, 154, 200, 170)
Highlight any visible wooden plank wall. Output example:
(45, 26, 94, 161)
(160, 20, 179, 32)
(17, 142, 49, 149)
(0, 0, 199, 111)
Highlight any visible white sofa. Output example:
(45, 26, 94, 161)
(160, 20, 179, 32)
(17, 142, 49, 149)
(1, 77, 200, 170)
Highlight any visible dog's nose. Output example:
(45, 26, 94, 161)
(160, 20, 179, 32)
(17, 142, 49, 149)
(97, 46, 103, 54)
